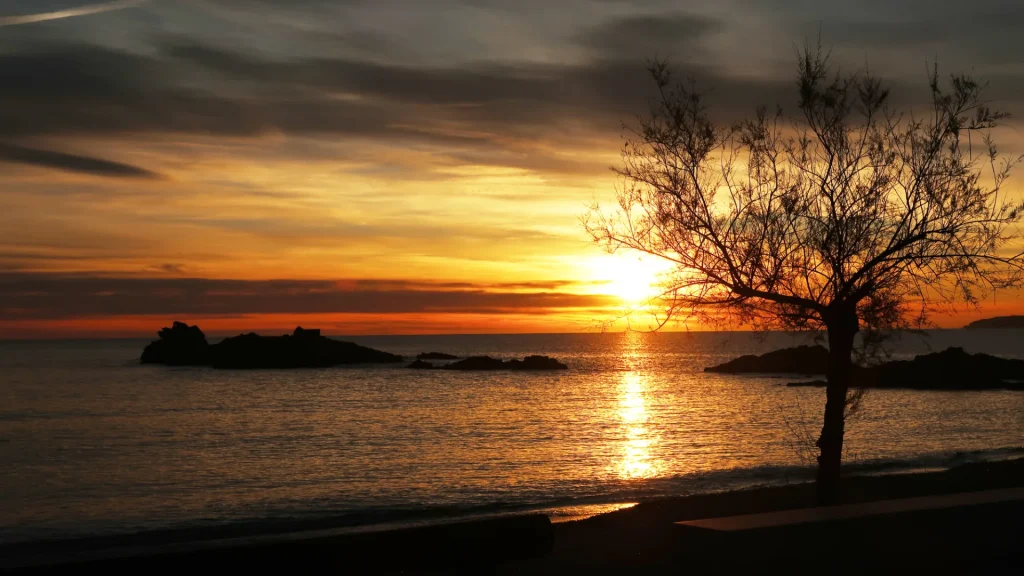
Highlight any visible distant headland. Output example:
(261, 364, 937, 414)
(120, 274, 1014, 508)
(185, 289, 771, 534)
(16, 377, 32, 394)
(963, 316, 1024, 329)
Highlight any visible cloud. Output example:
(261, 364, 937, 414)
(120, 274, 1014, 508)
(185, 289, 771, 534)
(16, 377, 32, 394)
(12, 34, 1013, 181)
(575, 12, 724, 59)
(0, 275, 616, 319)
(10, 33, 1003, 147)
(0, 0, 148, 27)
(147, 263, 186, 274)
(0, 143, 161, 178)
(0, 41, 799, 177)
(820, 6, 1023, 53)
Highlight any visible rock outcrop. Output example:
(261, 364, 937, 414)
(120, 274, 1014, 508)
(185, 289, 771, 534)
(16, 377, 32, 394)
(142, 324, 403, 368)
(860, 347, 1024, 390)
(708, 345, 1024, 390)
(417, 352, 460, 360)
(440, 355, 568, 371)
(142, 323, 569, 371)
(704, 345, 830, 375)
(211, 327, 404, 369)
(140, 322, 210, 366)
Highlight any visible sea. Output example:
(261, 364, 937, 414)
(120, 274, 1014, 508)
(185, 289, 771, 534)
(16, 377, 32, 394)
(1, 330, 1022, 545)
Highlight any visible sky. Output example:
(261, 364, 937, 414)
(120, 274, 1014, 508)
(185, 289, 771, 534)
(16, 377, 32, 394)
(1, 0, 1023, 337)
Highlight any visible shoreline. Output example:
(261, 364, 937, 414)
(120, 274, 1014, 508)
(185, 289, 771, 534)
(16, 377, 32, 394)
(499, 457, 1024, 573)
(4, 457, 1022, 572)
(5, 446, 1021, 549)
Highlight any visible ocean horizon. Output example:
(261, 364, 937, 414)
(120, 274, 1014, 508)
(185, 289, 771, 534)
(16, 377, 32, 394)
(2, 329, 1022, 545)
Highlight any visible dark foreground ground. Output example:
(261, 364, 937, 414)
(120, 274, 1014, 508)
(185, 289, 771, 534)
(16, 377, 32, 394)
(4, 459, 1022, 574)
(500, 458, 1024, 574)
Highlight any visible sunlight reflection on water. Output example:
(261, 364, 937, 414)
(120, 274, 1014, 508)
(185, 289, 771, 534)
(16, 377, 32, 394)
(619, 372, 657, 479)
(616, 331, 663, 479)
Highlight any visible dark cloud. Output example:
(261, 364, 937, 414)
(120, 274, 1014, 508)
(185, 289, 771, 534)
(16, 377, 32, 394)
(0, 143, 160, 178)
(822, 6, 1024, 63)
(3, 25, 1018, 178)
(0, 41, 789, 142)
(147, 263, 186, 274)
(0, 275, 615, 319)
(0, 40, 808, 181)
(576, 12, 724, 59)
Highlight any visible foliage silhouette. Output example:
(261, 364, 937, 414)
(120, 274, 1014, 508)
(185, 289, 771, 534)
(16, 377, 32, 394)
(586, 43, 1024, 505)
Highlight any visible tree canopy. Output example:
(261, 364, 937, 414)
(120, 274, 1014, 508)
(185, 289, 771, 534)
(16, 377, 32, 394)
(586, 45, 1024, 505)
(586, 47, 1024, 338)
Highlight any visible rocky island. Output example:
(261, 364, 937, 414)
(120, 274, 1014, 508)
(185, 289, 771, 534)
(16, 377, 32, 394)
(703, 345, 830, 375)
(706, 345, 1024, 390)
(417, 352, 460, 360)
(408, 355, 568, 371)
(141, 322, 404, 368)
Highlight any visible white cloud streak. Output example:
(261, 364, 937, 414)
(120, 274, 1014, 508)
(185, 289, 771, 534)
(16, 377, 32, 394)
(0, 0, 148, 27)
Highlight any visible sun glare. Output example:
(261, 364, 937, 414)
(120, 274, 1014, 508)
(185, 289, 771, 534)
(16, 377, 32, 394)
(584, 254, 673, 305)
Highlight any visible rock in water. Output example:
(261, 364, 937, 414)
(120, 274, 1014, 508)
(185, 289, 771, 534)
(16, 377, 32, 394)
(407, 359, 438, 369)
(140, 321, 210, 365)
(866, 347, 1024, 390)
(416, 352, 459, 360)
(142, 324, 403, 369)
(776, 347, 1024, 390)
(703, 345, 830, 375)
(443, 356, 506, 370)
(210, 327, 404, 369)
(441, 355, 568, 371)
(508, 355, 570, 370)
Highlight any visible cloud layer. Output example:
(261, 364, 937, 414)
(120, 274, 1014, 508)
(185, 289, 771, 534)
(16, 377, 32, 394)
(1, 0, 1022, 334)
(0, 275, 615, 320)
(0, 143, 161, 178)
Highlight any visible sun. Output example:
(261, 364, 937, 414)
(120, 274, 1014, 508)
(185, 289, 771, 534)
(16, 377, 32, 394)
(583, 253, 673, 305)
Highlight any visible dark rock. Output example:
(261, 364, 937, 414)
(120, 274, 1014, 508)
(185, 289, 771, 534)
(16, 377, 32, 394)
(964, 315, 1024, 329)
(417, 352, 459, 360)
(780, 348, 1024, 390)
(293, 326, 321, 338)
(443, 356, 507, 370)
(508, 355, 570, 370)
(704, 345, 829, 375)
(441, 355, 568, 371)
(140, 321, 210, 365)
(865, 347, 1024, 390)
(407, 359, 438, 369)
(142, 324, 403, 369)
(210, 327, 404, 369)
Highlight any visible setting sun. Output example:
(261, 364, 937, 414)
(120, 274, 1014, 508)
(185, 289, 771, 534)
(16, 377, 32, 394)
(583, 253, 674, 305)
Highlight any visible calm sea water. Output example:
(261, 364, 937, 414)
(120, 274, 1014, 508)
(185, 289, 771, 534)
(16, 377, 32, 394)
(1, 330, 1022, 544)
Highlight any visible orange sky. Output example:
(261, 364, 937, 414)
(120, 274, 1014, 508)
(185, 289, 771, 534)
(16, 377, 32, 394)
(1, 1, 1023, 338)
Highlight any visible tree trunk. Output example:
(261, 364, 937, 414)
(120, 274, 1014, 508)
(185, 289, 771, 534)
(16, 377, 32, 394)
(816, 307, 858, 506)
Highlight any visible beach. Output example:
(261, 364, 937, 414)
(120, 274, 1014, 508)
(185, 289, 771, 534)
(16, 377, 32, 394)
(4, 458, 1021, 573)
(499, 458, 1024, 573)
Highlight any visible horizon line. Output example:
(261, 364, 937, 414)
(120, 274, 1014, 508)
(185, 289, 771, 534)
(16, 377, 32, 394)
(0, 326, 994, 342)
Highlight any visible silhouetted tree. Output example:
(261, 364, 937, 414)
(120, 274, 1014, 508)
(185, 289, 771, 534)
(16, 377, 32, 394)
(585, 45, 1024, 505)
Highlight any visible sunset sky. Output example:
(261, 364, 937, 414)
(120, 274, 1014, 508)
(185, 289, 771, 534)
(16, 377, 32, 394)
(2, 0, 1023, 337)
